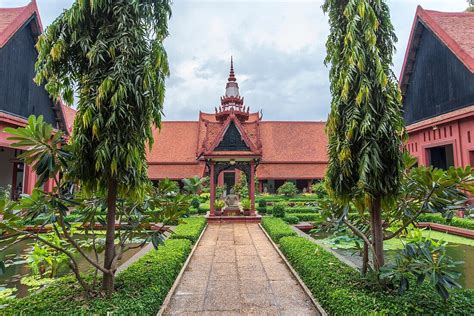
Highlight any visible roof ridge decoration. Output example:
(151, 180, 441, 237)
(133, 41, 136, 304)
(400, 6, 474, 94)
(0, 0, 42, 48)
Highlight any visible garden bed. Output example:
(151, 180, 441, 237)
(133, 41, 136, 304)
(0, 217, 206, 315)
(262, 218, 474, 315)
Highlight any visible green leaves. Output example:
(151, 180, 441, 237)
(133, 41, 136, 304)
(381, 234, 462, 300)
(34, 0, 172, 199)
(324, 0, 405, 201)
(181, 176, 208, 195)
(4, 115, 71, 187)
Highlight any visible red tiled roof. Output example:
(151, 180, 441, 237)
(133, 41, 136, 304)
(257, 163, 326, 179)
(259, 122, 328, 163)
(148, 163, 204, 180)
(147, 122, 200, 163)
(149, 118, 328, 179)
(400, 6, 474, 91)
(0, 1, 42, 48)
(60, 104, 77, 134)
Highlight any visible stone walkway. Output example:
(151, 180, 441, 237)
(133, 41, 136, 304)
(163, 223, 320, 315)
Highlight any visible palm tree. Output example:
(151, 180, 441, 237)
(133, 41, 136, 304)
(182, 176, 209, 195)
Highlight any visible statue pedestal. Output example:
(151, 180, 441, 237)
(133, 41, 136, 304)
(223, 207, 241, 216)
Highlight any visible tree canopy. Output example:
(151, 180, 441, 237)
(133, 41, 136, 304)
(323, 0, 405, 202)
(35, 0, 171, 199)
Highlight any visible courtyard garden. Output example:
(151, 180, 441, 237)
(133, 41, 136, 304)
(0, 0, 474, 314)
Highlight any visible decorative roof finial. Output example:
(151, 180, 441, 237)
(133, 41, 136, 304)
(228, 56, 236, 82)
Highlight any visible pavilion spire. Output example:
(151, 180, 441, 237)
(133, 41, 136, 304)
(216, 57, 249, 121)
(228, 56, 236, 82)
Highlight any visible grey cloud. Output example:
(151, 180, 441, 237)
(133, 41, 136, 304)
(0, 0, 470, 122)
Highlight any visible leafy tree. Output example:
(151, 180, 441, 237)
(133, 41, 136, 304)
(277, 182, 298, 197)
(182, 176, 209, 195)
(320, 153, 474, 284)
(0, 116, 188, 297)
(323, 0, 405, 269)
(467, 0, 474, 12)
(34, 0, 172, 294)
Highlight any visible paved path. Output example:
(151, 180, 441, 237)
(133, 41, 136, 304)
(163, 222, 320, 315)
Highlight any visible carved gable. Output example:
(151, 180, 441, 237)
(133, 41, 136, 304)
(215, 121, 250, 151)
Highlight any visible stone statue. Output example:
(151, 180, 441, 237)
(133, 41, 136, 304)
(224, 188, 240, 208)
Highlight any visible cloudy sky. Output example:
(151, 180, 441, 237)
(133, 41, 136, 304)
(1, 0, 470, 121)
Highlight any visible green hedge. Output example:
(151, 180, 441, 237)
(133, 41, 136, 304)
(1, 239, 193, 315)
(291, 213, 323, 223)
(418, 213, 474, 231)
(261, 217, 297, 242)
(283, 215, 299, 224)
(257, 195, 319, 202)
(170, 217, 206, 243)
(279, 236, 474, 315)
(275, 206, 317, 214)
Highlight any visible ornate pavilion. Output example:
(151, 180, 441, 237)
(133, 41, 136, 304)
(147, 59, 328, 218)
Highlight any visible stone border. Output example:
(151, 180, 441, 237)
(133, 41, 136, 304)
(417, 222, 474, 239)
(291, 225, 360, 270)
(259, 223, 327, 316)
(157, 224, 208, 316)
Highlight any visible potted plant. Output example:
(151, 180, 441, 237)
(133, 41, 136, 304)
(241, 199, 251, 216)
(214, 200, 225, 216)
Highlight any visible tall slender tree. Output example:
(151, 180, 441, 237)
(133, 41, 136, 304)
(467, 0, 474, 12)
(323, 0, 405, 269)
(35, 0, 171, 294)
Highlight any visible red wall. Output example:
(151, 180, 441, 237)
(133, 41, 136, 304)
(407, 116, 474, 167)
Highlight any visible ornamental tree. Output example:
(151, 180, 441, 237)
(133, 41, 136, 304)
(467, 0, 474, 12)
(34, 0, 171, 294)
(323, 0, 405, 269)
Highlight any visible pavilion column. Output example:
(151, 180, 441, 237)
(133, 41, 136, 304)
(23, 164, 36, 195)
(250, 161, 256, 215)
(210, 161, 216, 216)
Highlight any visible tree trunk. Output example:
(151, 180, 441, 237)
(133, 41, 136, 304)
(102, 177, 118, 295)
(370, 195, 384, 270)
(362, 242, 369, 275)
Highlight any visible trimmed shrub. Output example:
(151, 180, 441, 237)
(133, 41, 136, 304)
(272, 202, 286, 218)
(277, 182, 298, 197)
(261, 217, 297, 242)
(283, 215, 299, 224)
(418, 213, 474, 230)
(191, 198, 200, 209)
(283, 207, 317, 214)
(170, 217, 206, 244)
(1, 239, 193, 315)
(291, 213, 323, 223)
(197, 204, 209, 215)
(257, 206, 267, 215)
(279, 236, 474, 315)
